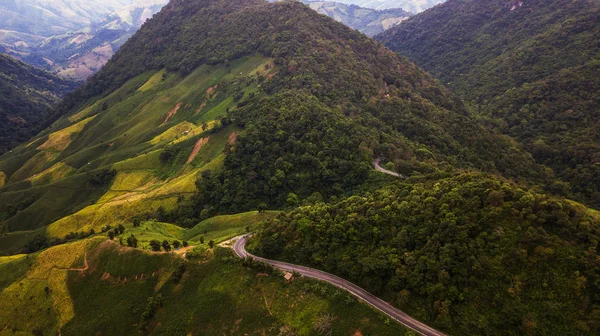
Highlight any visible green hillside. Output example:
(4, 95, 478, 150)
(377, 0, 600, 208)
(0, 54, 79, 155)
(0, 234, 409, 336)
(251, 172, 600, 335)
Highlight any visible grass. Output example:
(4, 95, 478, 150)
(149, 121, 197, 145)
(56, 241, 408, 336)
(138, 69, 167, 92)
(185, 211, 279, 243)
(29, 162, 75, 186)
(37, 116, 96, 152)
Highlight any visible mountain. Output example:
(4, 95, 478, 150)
(326, 0, 447, 12)
(0, 54, 79, 155)
(303, 1, 410, 36)
(252, 173, 600, 335)
(377, 0, 600, 208)
(0, 0, 136, 42)
(1, 0, 168, 80)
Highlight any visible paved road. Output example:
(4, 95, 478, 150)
(233, 235, 447, 336)
(374, 158, 407, 179)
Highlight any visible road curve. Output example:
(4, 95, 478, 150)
(374, 158, 407, 179)
(233, 235, 447, 336)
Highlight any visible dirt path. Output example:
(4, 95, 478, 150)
(56, 253, 89, 272)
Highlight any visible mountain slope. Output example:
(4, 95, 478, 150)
(252, 173, 600, 335)
(0, 54, 78, 155)
(304, 1, 411, 36)
(0, 0, 543, 252)
(377, 0, 600, 208)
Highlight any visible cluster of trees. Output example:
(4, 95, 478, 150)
(251, 173, 600, 335)
(377, 0, 600, 207)
(103, 224, 125, 240)
(149, 240, 188, 252)
(88, 169, 117, 187)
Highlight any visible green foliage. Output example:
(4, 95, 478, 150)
(0, 54, 78, 154)
(87, 169, 117, 187)
(378, 0, 600, 207)
(252, 173, 600, 335)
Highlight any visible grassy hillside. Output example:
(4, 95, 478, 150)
(0, 54, 271, 254)
(0, 234, 411, 336)
(0, 54, 79, 155)
(377, 0, 600, 208)
(251, 172, 600, 335)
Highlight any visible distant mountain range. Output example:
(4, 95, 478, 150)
(325, 0, 446, 12)
(0, 0, 168, 80)
(304, 0, 411, 36)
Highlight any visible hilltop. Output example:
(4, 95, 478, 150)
(377, 0, 600, 208)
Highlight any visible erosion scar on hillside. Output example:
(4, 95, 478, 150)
(162, 102, 182, 125)
(187, 137, 210, 164)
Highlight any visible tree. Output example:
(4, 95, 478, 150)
(127, 235, 138, 248)
(258, 203, 268, 213)
(162, 240, 171, 252)
(182, 241, 189, 247)
(173, 240, 181, 249)
(209, 240, 215, 249)
(286, 193, 299, 207)
(200, 236, 205, 244)
(108, 231, 115, 240)
(132, 216, 142, 227)
(118, 224, 125, 234)
(150, 240, 161, 252)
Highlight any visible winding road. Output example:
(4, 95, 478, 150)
(374, 158, 407, 179)
(232, 235, 446, 336)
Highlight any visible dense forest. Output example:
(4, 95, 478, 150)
(0, 54, 78, 154)
(377, 0, 600, 208)
(251, 172, 600, 335)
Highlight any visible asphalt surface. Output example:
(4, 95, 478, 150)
(374, 158, 407, 179)
(233, 235, 447, 336)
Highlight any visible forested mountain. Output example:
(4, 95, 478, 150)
(1, 0, 168, 79)
(252, 173, 600, 335)
(303, 1, 411, 36)
(377, 0, 600, 208)
(0, 54, 78, 155)
(0, 0, 546, 249)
